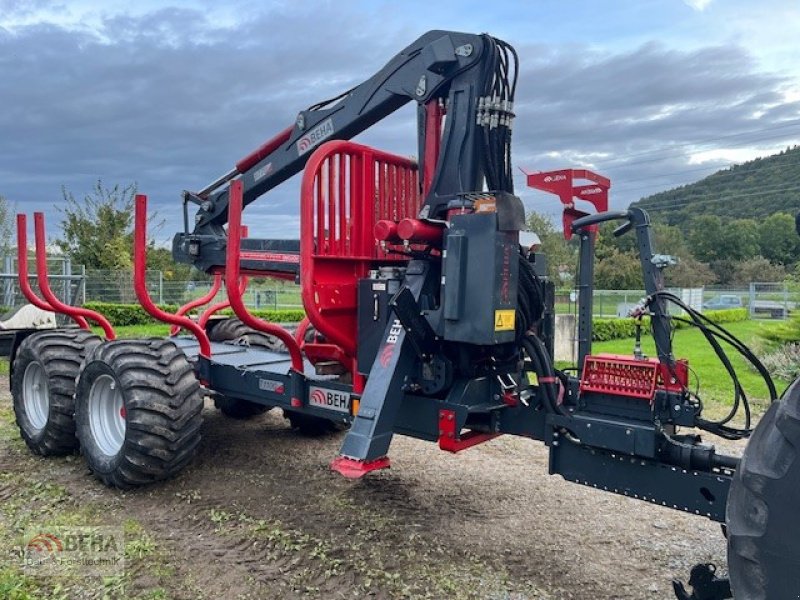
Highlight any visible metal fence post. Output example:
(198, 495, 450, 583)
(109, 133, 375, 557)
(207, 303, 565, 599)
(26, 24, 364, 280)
(64, 258, 72, 306)
(3, 255, 12, 307)
(749, 282, 755, 319)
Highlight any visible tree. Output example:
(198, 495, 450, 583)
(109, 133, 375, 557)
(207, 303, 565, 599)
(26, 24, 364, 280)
(665, 256, 716, 288)
(56, 180, 136, 270)
(526, 210, 577, 283)
(731, 256, 787, 286)
(758, 213, 800, 266)
(687, 215, 759, 264)
(0, 195, 14, 257)
(595, 248, 643, 290)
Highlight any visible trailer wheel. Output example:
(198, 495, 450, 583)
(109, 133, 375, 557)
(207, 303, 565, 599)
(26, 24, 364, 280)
(11, 330, 101, 456)
(213, 395, 269, 419)
(74, 339, 203, 488)
(208, 317, 284, 351)
(284, 410, 345, 436)
(726, 376, 800, 599)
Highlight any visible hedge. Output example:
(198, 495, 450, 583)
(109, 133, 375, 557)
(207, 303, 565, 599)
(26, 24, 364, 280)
(81, 302, 748, 339)
(591, 307, 748, 342)
(82, 302, 305, 327)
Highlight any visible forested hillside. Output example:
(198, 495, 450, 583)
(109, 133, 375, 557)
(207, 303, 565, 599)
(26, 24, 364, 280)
(633, 146, 800, 227)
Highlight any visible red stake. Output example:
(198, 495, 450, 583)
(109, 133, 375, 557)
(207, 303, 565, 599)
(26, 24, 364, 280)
(170, 272, 222, 336)
(32, 213, 115, 338)
(133, 195, 210, 357)
(225, 179, 303, 372)
(15, 214, 89, 329)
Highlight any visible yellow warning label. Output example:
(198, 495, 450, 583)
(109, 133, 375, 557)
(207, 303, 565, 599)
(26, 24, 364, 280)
(494, 309, 516, 331)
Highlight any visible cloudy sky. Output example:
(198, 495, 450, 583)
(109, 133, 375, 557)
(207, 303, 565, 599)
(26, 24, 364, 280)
(2, 0, 800, 243)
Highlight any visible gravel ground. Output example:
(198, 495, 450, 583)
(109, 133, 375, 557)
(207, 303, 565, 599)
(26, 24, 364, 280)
(0, 374, 742, 599)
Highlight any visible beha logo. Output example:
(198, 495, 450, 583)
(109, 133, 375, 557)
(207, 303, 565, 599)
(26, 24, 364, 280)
(26, 533, 63, 554)
(308, 386, 350, 413)
(296, 118, 335, 155)
(379, 319, 403, 367)
(379, 344, 394, 368)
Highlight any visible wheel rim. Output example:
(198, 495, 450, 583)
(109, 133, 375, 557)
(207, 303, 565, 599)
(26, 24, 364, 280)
(88, 374, 126, 456)
(22, 361, 49, 431)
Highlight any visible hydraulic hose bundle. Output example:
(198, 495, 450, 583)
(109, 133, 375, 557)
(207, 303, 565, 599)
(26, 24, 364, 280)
(477, 35, 518, 194)
(646, 291, 778, 440)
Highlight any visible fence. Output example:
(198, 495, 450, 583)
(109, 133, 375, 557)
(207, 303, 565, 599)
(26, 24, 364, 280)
(555, 283, 800, 320)
(0, 255, 796, 321)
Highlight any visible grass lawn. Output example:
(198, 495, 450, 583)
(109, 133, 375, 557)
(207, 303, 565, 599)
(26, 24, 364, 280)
(591, 320, 788, 407)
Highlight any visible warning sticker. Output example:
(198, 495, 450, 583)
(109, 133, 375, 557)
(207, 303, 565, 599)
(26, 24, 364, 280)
(494, 310, 516, 331)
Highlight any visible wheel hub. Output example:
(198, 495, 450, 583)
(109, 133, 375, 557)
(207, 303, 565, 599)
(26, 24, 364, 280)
(22, 361, 49, 431)
(88, 374, 126, 456)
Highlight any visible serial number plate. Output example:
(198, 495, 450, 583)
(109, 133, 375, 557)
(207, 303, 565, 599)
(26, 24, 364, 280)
(308, 386, 350, 414)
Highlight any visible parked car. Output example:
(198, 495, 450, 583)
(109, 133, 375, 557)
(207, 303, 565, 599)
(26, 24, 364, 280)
(702, 294, 743, 310)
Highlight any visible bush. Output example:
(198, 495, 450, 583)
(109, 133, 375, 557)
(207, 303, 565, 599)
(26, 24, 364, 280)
(760, 343, 800, 381)
(591, 308, 748, 342)
(759, 311, 800, 344)
(82, 302, 305, 326)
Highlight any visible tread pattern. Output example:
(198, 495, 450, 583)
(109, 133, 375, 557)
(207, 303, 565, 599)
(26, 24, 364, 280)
(726, 377, 800, 599)
(11, 330, 102, 455)
(75, 338, 203, 488)
(209, 317, 285, 352)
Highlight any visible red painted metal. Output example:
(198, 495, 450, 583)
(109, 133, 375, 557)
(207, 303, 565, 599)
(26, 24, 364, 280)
(374, 219, 401, 243)
(437, 409, 500, 453)
(170, 272, 222, 336)
(15, 215, 89, 329)
(235, 125, 293, 174)
(293, 316, 312, 348)
(330, 455, 391, 479)
(133, 196, 210, 356)
(32, 213, 116, 339)
(422, 99, 444, 199)
(396, 218, 445, 245)
(580, 353, 659, 401)
(197, 275, 248, 330)
(524, 168, 610, 240)
(658, 359, 690, 394)
(300, 140, 419, 360)
(225, 180, 304, 372)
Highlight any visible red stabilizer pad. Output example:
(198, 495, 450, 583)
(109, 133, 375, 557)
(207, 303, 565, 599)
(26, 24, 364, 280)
(330, 456, 390, 479)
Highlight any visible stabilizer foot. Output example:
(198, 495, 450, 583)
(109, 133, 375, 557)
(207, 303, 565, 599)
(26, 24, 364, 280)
(330, 456, 390, 479)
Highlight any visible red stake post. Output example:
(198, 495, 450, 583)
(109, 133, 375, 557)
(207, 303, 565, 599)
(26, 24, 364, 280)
(32, 213, 115, 338)
(16, 214, 89, 330)
(225, 179, 303, 372)
(170, 272, 222, 336)
(133, 196, 210, 357)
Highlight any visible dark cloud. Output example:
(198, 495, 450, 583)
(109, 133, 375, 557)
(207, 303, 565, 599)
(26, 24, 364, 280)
(513, 42, 800, 215)
(1, 6, 799, 242)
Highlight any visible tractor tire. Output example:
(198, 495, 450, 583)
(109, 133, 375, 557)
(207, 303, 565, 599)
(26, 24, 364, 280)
(74, 339, 203, 488)
(213, 395, 269, 419)
(208, 317, 285, 352)
(284, 410, 346, 437)
(11, 330, 101, 456)
(726, 376, 800, 599)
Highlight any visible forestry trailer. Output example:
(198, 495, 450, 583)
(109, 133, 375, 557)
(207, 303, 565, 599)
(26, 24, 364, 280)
(9, 31, 799, 599)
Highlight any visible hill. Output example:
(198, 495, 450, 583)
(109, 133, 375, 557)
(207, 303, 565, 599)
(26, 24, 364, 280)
(632, 145, 800, 228)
